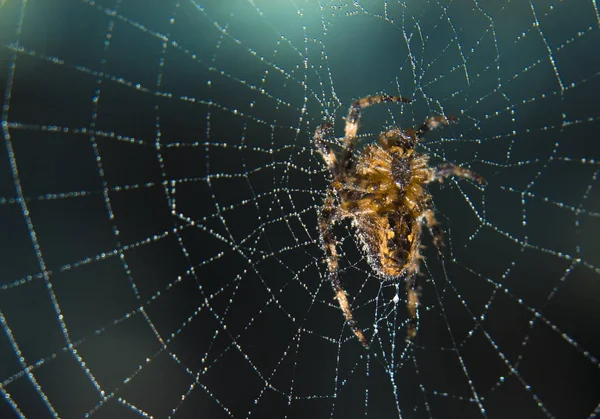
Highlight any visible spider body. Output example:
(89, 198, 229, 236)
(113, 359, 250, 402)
(349, 132, 432, 279)
(314, 95, 485, 348)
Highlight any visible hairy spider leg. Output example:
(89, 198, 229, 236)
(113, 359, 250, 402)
(422, 208, 444, 258)
(403, 220, 425, 341)
(313, 123, 339, 174)
(421, 161, 486, 259)
(403, 160, 485, 340)
(402, 115, 484, 340)
(410, 114, 486, 191)
(317, 186, 369, 348)
(340, 95, 412, 174)
(435, 162, 487, 185)
(406, 287, 420, 340)
(414, 115, 458, 138)
(409, 113, 486, 252)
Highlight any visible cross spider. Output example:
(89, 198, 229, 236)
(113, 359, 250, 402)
(314, 94, 485, 348)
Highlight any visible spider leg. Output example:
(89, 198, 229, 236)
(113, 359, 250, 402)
(345, 95, 412, 142)
(403, 220, 425, 340)
(434, 162, 487, 185)
(423, 208, 445, 259)
(414, 115, 458, 138)
(317, 187, 369, 348)
(413, 116, 486, 185)
(406, 286, 420, 340)
(340, 95, 412, 174)
(401, 208, 441, 341)
(313, 122, 339, 175)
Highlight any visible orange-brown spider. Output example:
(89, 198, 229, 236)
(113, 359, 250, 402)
(314, 95, 485, 348)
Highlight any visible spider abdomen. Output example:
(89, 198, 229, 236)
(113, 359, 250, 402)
(344, 144, 432, 278)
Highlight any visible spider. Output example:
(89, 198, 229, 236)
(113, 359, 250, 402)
(314, 94, 485, 348)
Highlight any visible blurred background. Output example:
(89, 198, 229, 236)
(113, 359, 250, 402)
(0, 0, 599, 418)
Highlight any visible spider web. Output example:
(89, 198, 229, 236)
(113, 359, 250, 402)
(1, 0, 599, 418)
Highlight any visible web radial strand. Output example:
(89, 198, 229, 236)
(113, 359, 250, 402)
(0, 1, 598, 419)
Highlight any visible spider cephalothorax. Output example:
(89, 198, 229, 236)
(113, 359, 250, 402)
(314, 95, 485, 348)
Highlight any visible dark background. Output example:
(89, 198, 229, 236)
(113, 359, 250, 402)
(0, 0, 599, 418)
